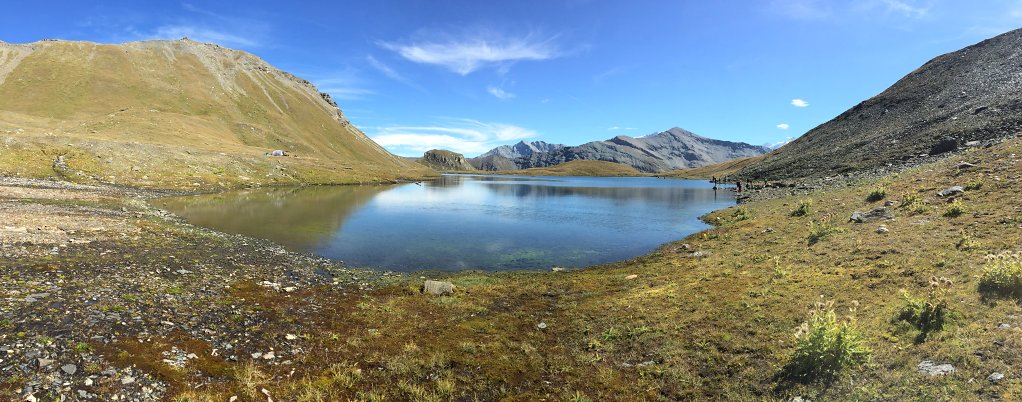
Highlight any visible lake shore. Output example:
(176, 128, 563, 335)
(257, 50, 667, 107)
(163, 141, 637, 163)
(2, 136, 1021, 400)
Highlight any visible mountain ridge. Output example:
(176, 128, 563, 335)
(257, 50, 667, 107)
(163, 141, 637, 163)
(500, 127, 769, 173)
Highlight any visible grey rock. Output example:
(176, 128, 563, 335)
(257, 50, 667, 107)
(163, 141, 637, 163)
(551, 267, 566, 272)
(965, 140, 981, 147)
(937, 186, 964, 197)
(958, 162, 977, 169)
(998, 323, 1011, 329)
(929, 137, 958, 155)
(537, 322, 548, 329)
(850, 208, 894, 223)
(918, 360, 955, 376)
(876, 225, 890, 234)
(422, 280, 455, 296)
(121, 376, 135, 385)
(989, 372, 1005, 383)
(690, 251, 711, 258)
(61, 364, 77, 375)
(36, 358, 53, 368)
(100, 369, 117, 377)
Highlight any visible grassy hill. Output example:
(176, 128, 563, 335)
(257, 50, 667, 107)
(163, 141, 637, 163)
(0, 39, 433, 189)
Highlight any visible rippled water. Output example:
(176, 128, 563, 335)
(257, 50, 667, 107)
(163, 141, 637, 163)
(155, 175, 735, 271)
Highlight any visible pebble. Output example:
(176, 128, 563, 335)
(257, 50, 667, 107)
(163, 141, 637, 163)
(121, 376, 135, 385)
(876, 225, 889, 234)
(625, 274, 638, 280)
(61, 364, 77, 375)
(285, 334, 298, 340)
(989, 372, 1005, 383)
(537, 322, 548, 329)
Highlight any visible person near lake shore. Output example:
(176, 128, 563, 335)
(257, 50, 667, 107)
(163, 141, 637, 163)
(736, 180, 743, 192)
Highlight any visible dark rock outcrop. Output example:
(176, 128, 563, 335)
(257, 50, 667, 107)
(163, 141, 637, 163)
(418, 150, 476, 171)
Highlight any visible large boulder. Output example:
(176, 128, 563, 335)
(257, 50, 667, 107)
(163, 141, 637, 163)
(850, 208, 894, 223)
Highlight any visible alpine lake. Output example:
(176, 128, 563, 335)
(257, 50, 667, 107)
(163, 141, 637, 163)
(155, 175, 735, 272)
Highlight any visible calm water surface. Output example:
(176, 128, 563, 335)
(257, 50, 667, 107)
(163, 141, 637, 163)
(156, 175, 735, 271)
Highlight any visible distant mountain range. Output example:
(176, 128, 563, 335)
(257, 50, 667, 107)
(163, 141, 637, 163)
(470, 128, 769, 173)
(737, 27, 1022, 180)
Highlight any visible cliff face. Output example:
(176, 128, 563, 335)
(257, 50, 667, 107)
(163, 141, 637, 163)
(419, 149, 477, 171)
(738, 28, 1022, 180)
(0, 38, 432, 188)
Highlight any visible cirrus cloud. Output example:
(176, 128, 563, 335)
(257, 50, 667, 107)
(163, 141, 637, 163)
(380, 32, 561, 75)
(371, 119, 538, 156)
(791, 98, 809, 107)
(776, 123, 790, 130)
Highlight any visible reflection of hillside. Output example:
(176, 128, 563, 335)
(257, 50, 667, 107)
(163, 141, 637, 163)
(157, 185, 394, 249)
(479, 182, 730, 205)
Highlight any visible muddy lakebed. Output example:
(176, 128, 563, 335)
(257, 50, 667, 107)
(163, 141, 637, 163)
(155, 175, 735, 271)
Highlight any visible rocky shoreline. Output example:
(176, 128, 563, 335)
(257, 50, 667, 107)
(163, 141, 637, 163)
(0, 178, 399, 401)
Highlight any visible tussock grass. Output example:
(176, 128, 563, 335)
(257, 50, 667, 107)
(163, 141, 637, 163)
(895, 277, 954, 342)
(790, 199, 813, 217)
(866, 187, 887, 202)
(979, 252, 1022, 298)
(778, 301, 870, 384)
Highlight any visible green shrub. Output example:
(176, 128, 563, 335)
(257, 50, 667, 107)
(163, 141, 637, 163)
(896, 277, 953, 342)
(866, 187, 887, 202)
(899, 193, 929, 215)
(790, 199, 812, 217)
(807, 221, 843, 246)
(943, 199, 966, 217)
(730, 206, 751, 222)
(979, 252, 1022, 298)
(964, 181, 983, 191)
(955, 230, 980, 251)
(780, 301, 870, 383)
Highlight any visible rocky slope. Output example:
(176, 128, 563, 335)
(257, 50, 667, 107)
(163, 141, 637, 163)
(738, 28, 1022, 180)
(418, 149, 476, 171)
(0, 39, 432, 189)
(515, 127, 769, 173)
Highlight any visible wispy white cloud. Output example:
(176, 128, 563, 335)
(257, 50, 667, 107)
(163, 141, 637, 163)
(366, 55, 423, 90)
(145, 25, 259, 47)
(371, 119, 538, 156)
(313, 72, 374, 101)
(607, 126, 637, 131)
(487, 86, 515, 100)
(119, 4, 268, 48)
(791, 98, 809, 107)
(380, 32, 560, 75)
(867, 0, 930, 18)
(768, 0, 833, 20)
(776, 123, 791, 130)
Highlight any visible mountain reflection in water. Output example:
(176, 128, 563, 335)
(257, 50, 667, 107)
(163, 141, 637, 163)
(157, 175, 735, 271)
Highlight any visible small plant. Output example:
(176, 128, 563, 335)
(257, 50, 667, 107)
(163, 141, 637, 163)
(75, 342, 93, 353)
(807, 221, 844, 246)
(790, 199, 813, 217)
(979, 252, 1022, 298)
(899, 193, 930, 215)
(964, 181, 983, 191)
(896, 277, 954, 342)
(943, 199, 966, 217)
(779, 301, 870, 383)
(866, 187, 887, 202)
(730, 206, 751, 222)
(955, 230, 980, 251)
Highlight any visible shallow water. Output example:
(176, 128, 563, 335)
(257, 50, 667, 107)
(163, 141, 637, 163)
(155, 175, 735, 271)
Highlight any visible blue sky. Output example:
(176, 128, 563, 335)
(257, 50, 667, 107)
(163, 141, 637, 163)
(2, 1, 1021, 156)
